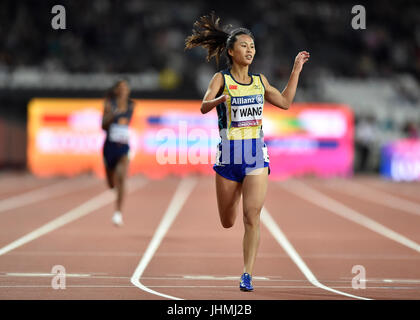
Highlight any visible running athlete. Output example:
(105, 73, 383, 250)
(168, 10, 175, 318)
(185, 13, 309, 291)
(101, 79, 134, 227)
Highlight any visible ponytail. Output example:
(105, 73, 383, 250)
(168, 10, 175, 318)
(185, 12, 230, 66)
(185, 12, 255, 67)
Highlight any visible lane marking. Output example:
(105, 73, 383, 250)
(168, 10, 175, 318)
(261, 207, 371, 300)
(130, 178, 197, 300)
(280, 180, 420, 253)
(5, 273, 419, 284)
(145, 285, 420, 289)
(341, 277, 420, 284)
(0, 174, 47, 193)
(0, 177, 147, 256)
(182, 275, 269, 280)
(324, 180, 420, 217)
(0, 177, 99, 214)
(369, 180, 420, 197)
(2, 285, 419, 290)
(5, 272, 91, 277)
(6, 251, 420, 260)
(0, 274, 353, 283)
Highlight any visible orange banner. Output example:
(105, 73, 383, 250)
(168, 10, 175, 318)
(28, 98, 353, 179)
(27, 98, 217, 178)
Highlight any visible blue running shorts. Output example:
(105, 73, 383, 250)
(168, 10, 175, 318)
(213, 138, 270, 183)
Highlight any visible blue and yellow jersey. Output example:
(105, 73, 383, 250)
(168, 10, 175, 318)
(216, 69, 265, 141)
(105, 98, 134, 145)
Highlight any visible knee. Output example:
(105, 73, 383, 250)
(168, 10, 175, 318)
(221, 218, 235, 229)
(219, 206, 237, 228)
(243, 208, 261, 228)
(222, 223, 234, 229)
(220, 213, 235, 228)
(116, 175, 124, 186)
(106, 176, 115, 189)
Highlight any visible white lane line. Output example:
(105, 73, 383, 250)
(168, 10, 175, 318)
(0, 177, 147, 257)
(0, 174, 43, 192)
(130, 178, 197, 300)
(1, 285, 419, 289)
(145, 285, 419, 289)
(369, 180, 420, 197)
(341, 277, 420, 284)
(0, 177, 99, 213)
(6, 251, 420, 260)
(280, 180, 420, 254)
(182, 275, 269, 280)
(261, 207, 371, 300)
(5, 272, 91, 277)
(324, 180, 420, 217)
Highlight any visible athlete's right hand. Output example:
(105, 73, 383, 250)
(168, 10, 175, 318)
(219, 95, 229, 103)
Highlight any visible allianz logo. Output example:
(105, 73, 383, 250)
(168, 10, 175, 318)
(231, 95, 263, 106)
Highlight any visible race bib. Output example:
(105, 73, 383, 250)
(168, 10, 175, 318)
(230, 94, 264, 127)
(109, 124, 130, 144)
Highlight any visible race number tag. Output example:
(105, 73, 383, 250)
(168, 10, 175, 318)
(109, 124, 130, 144)
(230, 94, 264, 127)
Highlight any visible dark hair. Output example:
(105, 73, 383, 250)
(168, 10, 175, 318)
(105, 79, 129, 100)
(185, 12, 254, 67)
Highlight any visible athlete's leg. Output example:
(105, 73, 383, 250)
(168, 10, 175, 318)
(241, 167, 268, 275)
(215, 172, 242, 228)
(105, 166, 115, 189)
(114, 155, 129, 212)
(103, 143, 115, 189)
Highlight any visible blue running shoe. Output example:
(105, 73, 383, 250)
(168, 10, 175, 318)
(239, 273, 254, 291)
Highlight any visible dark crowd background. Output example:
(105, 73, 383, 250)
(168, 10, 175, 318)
(0, 0, 419, 171)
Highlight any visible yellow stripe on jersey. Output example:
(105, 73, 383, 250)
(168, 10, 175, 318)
(220, 71, 265, 140)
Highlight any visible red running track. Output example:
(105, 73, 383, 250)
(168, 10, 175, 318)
(0, 172, 420, 300)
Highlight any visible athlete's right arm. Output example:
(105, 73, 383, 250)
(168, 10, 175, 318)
(101, 100, 114, 130)
(201, 73, 229, 114)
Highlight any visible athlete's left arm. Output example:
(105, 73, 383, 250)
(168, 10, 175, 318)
(260, 51, 310, 110)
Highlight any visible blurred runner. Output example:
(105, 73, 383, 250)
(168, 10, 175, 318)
(101, 79, 134, 226)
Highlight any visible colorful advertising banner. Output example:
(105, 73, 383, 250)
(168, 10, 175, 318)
(28, 99, 354, 179)
(380, 139, 420, 181)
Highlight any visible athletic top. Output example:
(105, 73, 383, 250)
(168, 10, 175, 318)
(105, 98, 134, 145)
(216, 69, 265, 141)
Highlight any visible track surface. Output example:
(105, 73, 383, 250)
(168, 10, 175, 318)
(0, 172, 420, 300)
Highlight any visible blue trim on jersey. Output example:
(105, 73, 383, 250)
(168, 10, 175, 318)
(258, 74, 266, 91)
(216, 102, 227, 131)
(227, 69, 254, 86)
(216, 71, 228, 131)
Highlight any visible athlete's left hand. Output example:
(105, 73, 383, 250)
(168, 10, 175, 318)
(293, 51, 310, 73)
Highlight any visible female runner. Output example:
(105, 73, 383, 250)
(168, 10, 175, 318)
(102, 79, 134, 227)
(185, 13, 309, 291)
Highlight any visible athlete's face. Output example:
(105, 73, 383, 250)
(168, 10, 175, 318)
(229, 34, 255, 66)
(116, 81, 130, 98)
